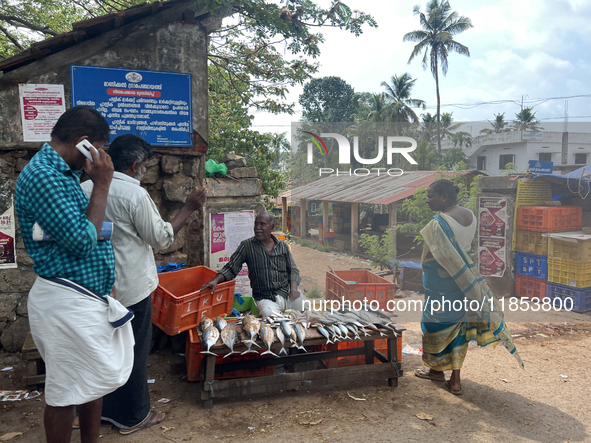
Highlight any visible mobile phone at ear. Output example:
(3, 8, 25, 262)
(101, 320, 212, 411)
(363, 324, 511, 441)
(76, 139, 99, 163)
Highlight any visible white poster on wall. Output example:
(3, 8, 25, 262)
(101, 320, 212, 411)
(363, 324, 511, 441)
(19, 84, 66, 142)
(210, 211, 255, 296)
(0, 203, 17, 269)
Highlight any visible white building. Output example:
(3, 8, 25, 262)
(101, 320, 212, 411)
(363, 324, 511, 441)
(441, 131, 591, 176)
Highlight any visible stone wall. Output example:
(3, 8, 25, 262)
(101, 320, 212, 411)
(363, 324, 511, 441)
(0, 2, 225, 352)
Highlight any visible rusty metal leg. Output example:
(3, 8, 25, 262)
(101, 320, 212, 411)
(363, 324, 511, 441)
(364, 339, 375, 365)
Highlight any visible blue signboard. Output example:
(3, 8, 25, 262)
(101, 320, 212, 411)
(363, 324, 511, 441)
(528, 160, 553, 174)
(71, 65, 192, 147)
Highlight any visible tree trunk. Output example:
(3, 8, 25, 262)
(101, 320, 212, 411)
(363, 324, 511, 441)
(435, 59, 441, 154)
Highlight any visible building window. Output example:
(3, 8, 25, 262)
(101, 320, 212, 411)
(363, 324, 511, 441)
(499, 154, 515, 169)
(575, 153, 587, 165)
(539, 153, 552, 162)
(477, 156, 486, 170)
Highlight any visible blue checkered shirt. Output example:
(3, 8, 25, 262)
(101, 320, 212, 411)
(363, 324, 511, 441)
(15, 144, 115, 295)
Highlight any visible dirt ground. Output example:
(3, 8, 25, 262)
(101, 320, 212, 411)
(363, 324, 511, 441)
(1, 244, 591, 442)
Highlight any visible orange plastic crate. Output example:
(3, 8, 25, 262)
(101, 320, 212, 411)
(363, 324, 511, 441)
(516, 275, 547, 300)
(186, 328, 274, 381)
(516, 206, 582, 232)
(326, 270, 395, 310)
(151, 266, 235, 335)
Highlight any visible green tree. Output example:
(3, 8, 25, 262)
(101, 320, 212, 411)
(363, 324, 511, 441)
(403, 0, 473, 153)
(480, 112, 510, 134)
(358, 228, 397, 270)
(442, 147, 471, 170)
(414, 140, 439, 170)
(299, 76, 358, 122)
(512, 107, 543, 132)
(451, 131, 472, 149)
(420, 112, 438, 143)
(440, 111, 460, 140)
(380, 73, 425, 135)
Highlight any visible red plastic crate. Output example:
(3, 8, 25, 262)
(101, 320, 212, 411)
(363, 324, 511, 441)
(516, 275, 547, 300)
(186, 328, 274, 381)
(516, 206, 582, 232)
(326, 270, 395, 310)
(151, 266, 235, 335)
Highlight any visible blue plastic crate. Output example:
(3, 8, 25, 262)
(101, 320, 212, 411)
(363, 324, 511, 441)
(516, 253, 548, 279)
(546, 282, 591, 313)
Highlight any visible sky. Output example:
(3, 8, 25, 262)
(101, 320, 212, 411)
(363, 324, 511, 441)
(245, 0, 591, 136)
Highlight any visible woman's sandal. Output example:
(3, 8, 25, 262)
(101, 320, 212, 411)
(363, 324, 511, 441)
(414, 367, 445, 382)
(119, 411, 165, 435)
(445, 380, 464, 395)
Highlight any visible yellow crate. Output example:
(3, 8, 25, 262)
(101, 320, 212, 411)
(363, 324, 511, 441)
(516, 231, 549, 255)
(548, 258, 591, 288)
(548, 237, 591, 263)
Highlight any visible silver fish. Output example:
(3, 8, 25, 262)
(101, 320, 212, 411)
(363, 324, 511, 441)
(293, 323, 307, 352)
(214, 316, 227, 332)
(280, 320, 296, 345)
(275, 326, 288, 355)
(346, 324, 360, 340)
(220, 323, 239, 358)
(200, 326, 219, 355)
(240, 330, 258, 355)
(259, 323, 279, 358)
(330, 324, 342, 340)
(199, 316, 213, 332)
(314, 324, 332, 344)
(338, 323, 350, 339)
(243, 317, 261, 345)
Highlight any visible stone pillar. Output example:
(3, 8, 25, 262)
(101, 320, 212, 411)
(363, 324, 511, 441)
(389, 202, 397, 259)
(351, 202, 359, 253)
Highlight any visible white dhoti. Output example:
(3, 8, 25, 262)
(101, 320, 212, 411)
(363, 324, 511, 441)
(28, 277, 135, 407)
(256, 290, 307, 318)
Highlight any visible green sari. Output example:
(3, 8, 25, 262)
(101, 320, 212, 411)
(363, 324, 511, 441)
(420, 214, 524, 371)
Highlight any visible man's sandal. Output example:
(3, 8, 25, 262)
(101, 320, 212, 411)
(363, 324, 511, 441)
(414, 367, 445, 382)
(119, 411, 165, 435)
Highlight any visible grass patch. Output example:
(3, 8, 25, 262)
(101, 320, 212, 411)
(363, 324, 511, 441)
(293, 238, 332, 253)
(306, 286, 325, 299)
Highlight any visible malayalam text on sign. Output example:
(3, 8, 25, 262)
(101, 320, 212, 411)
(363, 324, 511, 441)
(19, 84, 66, 142)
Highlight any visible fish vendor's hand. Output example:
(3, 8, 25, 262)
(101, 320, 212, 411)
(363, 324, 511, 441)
(289, 289, 299, 301)
(200, 280, 217, 294)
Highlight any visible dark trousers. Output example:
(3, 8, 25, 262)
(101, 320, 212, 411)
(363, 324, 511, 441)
(101, 296, 152, 428)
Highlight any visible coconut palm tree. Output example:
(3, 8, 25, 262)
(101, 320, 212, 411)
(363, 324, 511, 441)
(367, 92, 387, 122)
(403, 0, 473, 153)
(414, 140, 440, 170)
(420, 112, 438, 143)
(380, 73, 426, 135)
(451, 131, 472, 149)
(441, 112, 460, 140)
(480, 112, 510, 134)
(512, 107, 543, 132)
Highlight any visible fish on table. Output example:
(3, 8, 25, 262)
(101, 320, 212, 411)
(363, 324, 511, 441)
(259, 323, 279, 358)
(199, 316, 214, 332)
(275, 326, 288, 355)
(220, 323, 239, 358)
(213, 316, 227, 332)
(293, 323, 307, 352)
(200, 326, 219, 356)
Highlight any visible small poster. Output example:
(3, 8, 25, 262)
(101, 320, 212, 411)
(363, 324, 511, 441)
(479, 197, 507, 237)
(479, 237, 506, 277)
(19, 84, 66, 142)
(0, 203, 17, 269)
(209, 211, 255, 296)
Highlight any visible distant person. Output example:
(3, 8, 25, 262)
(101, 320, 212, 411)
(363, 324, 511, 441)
(200, 212, 304, 317)
(414, 179, 523, 395)
(80, 134, 206, 435)
(14, 107, 134, 442)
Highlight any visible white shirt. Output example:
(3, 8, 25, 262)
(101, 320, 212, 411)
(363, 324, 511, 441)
(81, 172, 174, 307)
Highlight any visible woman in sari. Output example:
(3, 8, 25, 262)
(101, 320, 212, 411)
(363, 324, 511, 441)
(414, 179, 523, 394)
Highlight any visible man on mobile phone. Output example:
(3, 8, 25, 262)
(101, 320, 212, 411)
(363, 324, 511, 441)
(81, 134, 206, 435)
(14, 107, 134, 443)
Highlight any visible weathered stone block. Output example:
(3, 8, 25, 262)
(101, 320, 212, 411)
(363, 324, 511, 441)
(15, 158, 29, 171)
(205, 178, 260, 198)
(183, 157, 201, 178)
(0, 268, 36, 293)
(228, 167, 257, 178)
(141, 164, 160, 184)
(0, 293, 19, 322)
(222, 151, 238, 162)
(0, 316, 30, 352)
(16, 248, 33, 266)
(161, 155, 181, 174)
(163, 174, 194, 203)
(147, 154, 161, 167)
(225, 157, 247, 170)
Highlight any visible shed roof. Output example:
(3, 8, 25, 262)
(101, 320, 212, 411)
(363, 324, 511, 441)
(283, 170, 482, 205)
(0, 0, 222, 74)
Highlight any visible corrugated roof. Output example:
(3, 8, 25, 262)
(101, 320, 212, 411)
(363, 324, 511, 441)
(0, 0, 220, 74)
(284, 170, 482, 205)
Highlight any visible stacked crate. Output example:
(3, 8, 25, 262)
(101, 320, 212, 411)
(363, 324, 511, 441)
(546, 234, 591, 313)
(515, 206, 582, 302)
